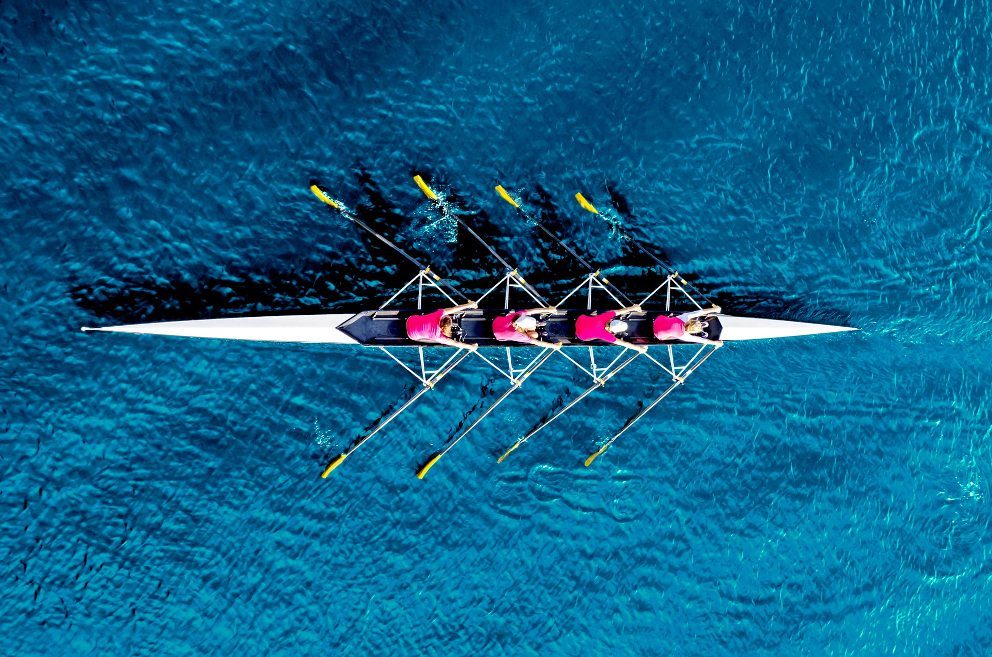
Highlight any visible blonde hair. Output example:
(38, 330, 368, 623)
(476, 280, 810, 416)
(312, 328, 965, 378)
(684, 318, 705, 335)
(440, 315, 453, 337)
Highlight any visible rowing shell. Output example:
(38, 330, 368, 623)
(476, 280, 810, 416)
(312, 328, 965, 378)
(81, 311, 855, 344)
(81, 177, 858, 477)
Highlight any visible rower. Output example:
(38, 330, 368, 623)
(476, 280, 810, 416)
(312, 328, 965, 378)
(574, 304, 647, 353)
(492, 307, 561, 349)
(653, 305, 723, 345)
(406, 302, 479, 349)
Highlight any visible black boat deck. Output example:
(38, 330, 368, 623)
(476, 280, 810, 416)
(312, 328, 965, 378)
(337, 309, 722, 347)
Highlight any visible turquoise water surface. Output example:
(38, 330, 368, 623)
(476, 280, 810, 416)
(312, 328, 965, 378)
(2, 1, 991, 655)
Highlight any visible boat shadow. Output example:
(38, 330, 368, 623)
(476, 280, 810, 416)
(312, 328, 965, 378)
(70, 172, 852, 328)
(604, 182, 854, 326)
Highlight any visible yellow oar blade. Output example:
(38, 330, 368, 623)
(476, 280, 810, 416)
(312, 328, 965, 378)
(494, 185, 520, 208)
(321, 452, 348, 478)
(584, 446, 607, 467)
(496, 440, 521, 464)
(416, 452, 444, 479)
(413, 175, 439, 201)
(575, 192, 599, 214)
(310, 184, 341, 210)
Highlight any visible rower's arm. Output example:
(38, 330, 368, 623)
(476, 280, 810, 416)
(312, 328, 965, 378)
(442, 302, 478, 315)
(616, 304, 643, 315)
(680, 305, 721, 321)
(531, 339, 563, 350)
(521, 306, 557, 316)
(680, 333, 722, 346)
(615, 339, 648, 354)
(435, 336, 478, 350)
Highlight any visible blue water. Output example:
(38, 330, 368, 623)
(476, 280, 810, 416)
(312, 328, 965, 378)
(3, 1, 991, 655)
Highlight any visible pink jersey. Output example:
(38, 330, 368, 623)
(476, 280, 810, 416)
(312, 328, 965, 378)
(492, 311, 533, 343)
(653, 315, 685, 340)
(406, 309, 446, 343)
(575, 310, 617, 343)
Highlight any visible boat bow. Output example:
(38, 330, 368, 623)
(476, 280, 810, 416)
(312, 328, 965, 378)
(715, 314, 857, 341)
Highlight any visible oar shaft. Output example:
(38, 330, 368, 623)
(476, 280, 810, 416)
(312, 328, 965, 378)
(610, 345, 719, 443)
(611, 224, 710, 304)
(348, 212, 429, 274)
(352, 212, 467, 301)
(583, 345, 720, 468)
(524, 353, 641, 442)
(522, 382, 600, 441)
(348, 349, 472, 455)
(311, 184, 467, 302)
(536, 223, 633, 305)
(497, 184, 632, 306)
(414, 176, 549, 306)
(446, 383, 521, 451)
(456, 216, 548, 304)
(574, 190, 709, 304)
(446, 349, 554, 453)
(418, 348, 555, 478)
(349, 384, 433, 452)
(610, 381, 680, 443)
(532, 221, 632, 305)
(458, 217, 514, 272)
(522, 351, 640, 443)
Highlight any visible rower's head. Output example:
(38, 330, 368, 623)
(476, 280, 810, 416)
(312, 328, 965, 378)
(685, 318, 708, 335)
(440, 315, 454, 337)
(608, 319, 629, 335)
(514, 315, 538, 332)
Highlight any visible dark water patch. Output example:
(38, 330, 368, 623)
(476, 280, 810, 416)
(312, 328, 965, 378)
(530, 185, 613, 274)
(708, 290, 855, 326)
(518, 386, 579, 449)
(414, 172, 529, 285)
(309, 171, 432, 275)
(604, 182, 687, 268)
(68, 255, 390, 324)
(73, 168, 509, 323)
(512, 184, 629, 291)
(598, 180, 728, 307)
(441, 375, 500, 444)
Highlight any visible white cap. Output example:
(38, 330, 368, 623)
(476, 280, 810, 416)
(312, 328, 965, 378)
(609, 319, 629, 334)
(514, 315, 538, 331)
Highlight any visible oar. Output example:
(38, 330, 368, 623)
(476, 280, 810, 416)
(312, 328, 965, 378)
(574, 192, 711, 305)
(583, 344, 720, 467)
(497, 350, 642, 463)
(413, 175, 550, 306)
(494, 184, 633, 306)
(416, 347, 556, 479)
(321, 348, 473, 477)
(310, 183, 468, 302)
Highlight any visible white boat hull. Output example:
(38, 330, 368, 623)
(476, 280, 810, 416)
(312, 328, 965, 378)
(81, 314, 358, 344)
(716, 315, 857, 341)
(82, 312, 855, 344)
